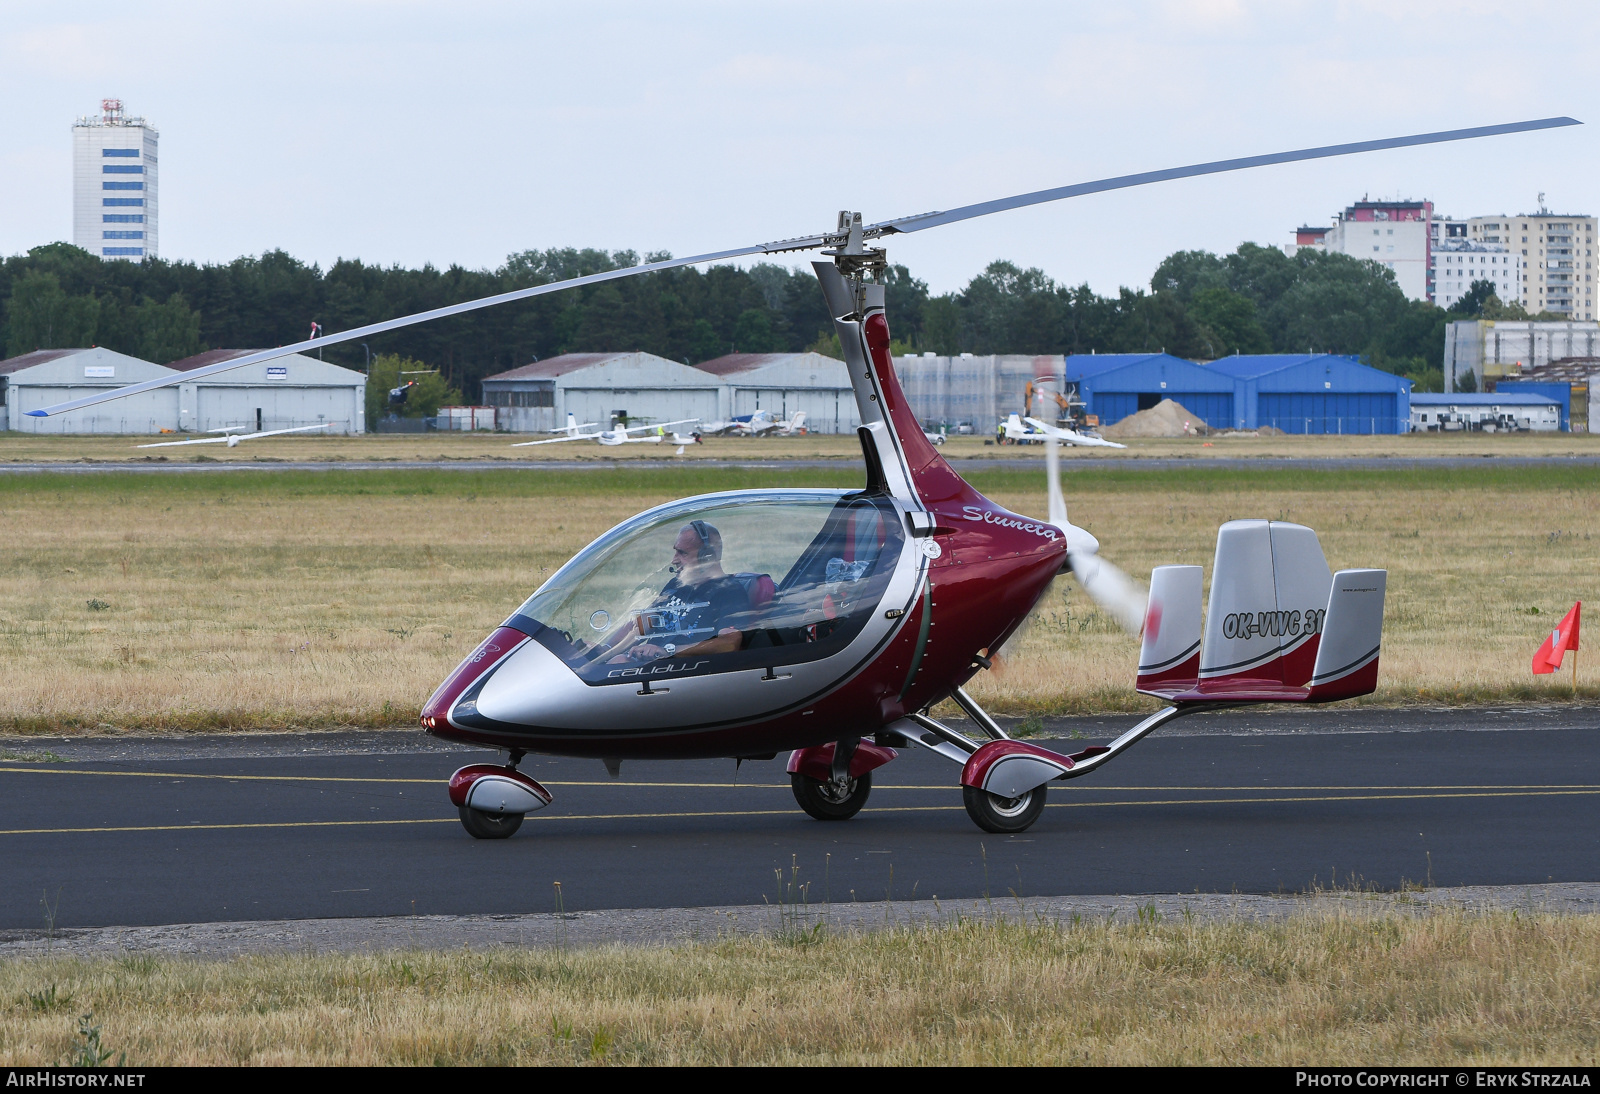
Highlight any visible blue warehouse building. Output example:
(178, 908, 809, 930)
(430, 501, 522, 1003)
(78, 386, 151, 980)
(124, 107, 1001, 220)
(1063, 353, 1241, 430)
(1065, 353, 1413, 435)
(1207, 355, 1412, 435)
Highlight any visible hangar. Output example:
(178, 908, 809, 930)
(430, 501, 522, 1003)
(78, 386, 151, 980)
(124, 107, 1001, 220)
(482, 352, 721, 433)
(3, 347, 179, 433)
(1207, 355, 1412, 435)
(696, 352, 857, 433)
(1064, 353, 1241, 429)
(167, 350, 366, 434)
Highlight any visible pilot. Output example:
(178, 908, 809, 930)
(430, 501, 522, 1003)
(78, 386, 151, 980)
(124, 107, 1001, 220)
(603, 520, 749, 663)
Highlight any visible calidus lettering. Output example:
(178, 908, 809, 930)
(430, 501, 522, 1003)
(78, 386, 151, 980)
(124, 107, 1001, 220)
(607, 659, 710, 679)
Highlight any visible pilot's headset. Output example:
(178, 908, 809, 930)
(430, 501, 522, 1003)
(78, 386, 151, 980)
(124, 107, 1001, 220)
(689, 520, 719, 563)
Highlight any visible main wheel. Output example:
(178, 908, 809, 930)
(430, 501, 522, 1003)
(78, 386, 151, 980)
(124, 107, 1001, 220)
(962, 784, 1047, 833)
(458, 805, 524, 839)
(791, 771, 872, 821)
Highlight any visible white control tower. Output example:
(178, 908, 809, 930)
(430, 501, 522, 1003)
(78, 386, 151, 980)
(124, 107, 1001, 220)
(72, 99, 158, 261)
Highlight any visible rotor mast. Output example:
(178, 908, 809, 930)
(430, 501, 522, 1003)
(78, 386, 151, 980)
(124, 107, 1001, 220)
(822, 210, 888, 282)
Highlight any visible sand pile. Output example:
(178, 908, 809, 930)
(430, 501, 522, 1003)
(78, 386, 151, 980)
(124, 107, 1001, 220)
(1102, 398, 1211, 438)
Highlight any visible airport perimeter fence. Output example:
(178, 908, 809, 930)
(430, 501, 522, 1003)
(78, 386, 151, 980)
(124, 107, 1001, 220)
(1255, 416, 1408, 436)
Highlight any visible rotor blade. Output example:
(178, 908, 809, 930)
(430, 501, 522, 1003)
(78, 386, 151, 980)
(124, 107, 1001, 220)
(871, 117, 1580, 236)
(28, 246, 773, 418)
(31, 116, 1576, 421)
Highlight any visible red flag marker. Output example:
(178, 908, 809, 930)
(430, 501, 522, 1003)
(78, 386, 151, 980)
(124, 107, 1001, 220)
(1532, 601, 1581, 684)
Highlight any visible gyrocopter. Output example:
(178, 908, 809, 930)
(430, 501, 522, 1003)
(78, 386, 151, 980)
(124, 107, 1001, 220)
(33, 117, 1577, 838)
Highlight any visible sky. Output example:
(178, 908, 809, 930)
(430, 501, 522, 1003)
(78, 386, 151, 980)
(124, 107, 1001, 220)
(1, 0, 1596, 296)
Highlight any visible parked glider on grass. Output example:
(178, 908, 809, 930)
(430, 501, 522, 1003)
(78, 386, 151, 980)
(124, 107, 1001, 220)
(33, 117, 1575, 837)
(1022, 416, 1126, 450)
(510, 416, 699, 447)
(135, 423, 333, 449)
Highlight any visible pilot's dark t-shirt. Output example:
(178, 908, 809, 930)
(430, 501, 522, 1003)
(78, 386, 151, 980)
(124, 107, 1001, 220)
(645, 575, 750, 646)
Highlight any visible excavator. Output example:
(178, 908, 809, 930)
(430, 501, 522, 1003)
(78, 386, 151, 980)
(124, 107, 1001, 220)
(1023, 378, 1099, 433)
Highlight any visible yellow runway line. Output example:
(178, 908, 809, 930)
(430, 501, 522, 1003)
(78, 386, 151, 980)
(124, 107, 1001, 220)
(0, 766, 784, 789)
(2, 787, 1598, 837)
(1, 767, 1596, 794)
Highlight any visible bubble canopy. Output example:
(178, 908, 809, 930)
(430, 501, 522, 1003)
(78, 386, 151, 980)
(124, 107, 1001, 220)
(507, 490, 907, 685)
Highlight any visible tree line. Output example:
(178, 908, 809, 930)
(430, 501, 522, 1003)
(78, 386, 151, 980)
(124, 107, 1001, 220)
(2, 238, 1544, 400)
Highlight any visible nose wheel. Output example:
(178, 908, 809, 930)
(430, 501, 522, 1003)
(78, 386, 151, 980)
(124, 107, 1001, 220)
(791, 771, 872, 820)
(449, 760, 550, 839)
(458, 806, 524, 839)
(962, 784, 1046, 833)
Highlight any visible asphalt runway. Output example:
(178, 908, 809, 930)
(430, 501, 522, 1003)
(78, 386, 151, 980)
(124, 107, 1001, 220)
(1, 455, 1598, 475)
(4, 709, 1599, 930)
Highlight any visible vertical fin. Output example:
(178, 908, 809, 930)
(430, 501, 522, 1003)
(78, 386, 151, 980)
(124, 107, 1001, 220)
(1306, 570, 1386, 701)
(1199, 520, 1331, 689)
(1137, 565, 1202, 697)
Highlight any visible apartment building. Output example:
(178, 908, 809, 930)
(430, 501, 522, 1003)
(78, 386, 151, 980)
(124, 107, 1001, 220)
(1469, 203, 1596, 320)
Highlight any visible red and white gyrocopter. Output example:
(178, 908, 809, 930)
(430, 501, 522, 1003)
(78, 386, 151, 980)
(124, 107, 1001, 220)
(34, 118, 1578, 837)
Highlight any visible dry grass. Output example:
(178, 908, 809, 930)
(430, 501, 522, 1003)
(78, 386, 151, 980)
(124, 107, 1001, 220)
(4, 911, 1600, 1064)
(4, 427, 1600, 465)
(1, 463, 1595, 732)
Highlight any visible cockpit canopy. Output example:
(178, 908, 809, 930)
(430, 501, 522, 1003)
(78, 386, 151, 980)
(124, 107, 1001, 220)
(508, 490, 907, 684)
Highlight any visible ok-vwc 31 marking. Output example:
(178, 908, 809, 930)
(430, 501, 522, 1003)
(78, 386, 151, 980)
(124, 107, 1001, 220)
(31, 117, 1576, 836)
